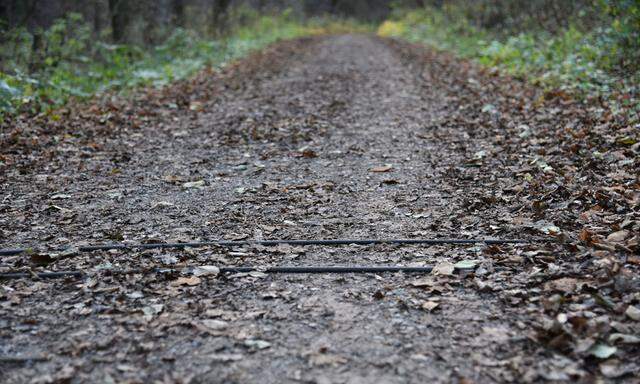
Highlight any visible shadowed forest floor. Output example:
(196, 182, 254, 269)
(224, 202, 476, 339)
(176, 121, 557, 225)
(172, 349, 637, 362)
(1, 34, 638, 383)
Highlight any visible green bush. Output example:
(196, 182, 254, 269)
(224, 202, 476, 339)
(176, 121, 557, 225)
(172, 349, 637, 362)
(600, 0, 640, 67)
(0, 10, 340, 119)
(380, 3, 639, 118)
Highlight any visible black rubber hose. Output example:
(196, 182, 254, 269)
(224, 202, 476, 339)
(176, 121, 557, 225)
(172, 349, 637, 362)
(221, 266, 437, 273)
(0, 271, 84, 279)
(0, 265, 455, 280)
(0, 238, 536, 257)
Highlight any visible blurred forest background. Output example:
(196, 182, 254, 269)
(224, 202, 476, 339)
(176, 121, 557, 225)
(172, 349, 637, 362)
(0, 0, 638, 118)
(1, 0, 396, 45)
(380, 0, 639, 117)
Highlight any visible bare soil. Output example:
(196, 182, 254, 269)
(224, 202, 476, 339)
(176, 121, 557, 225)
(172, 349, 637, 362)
(1, 34, 638, 383)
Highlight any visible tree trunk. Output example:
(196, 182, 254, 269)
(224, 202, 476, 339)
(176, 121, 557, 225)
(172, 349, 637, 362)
(172, 0, 185, 28)
(108, 0, 129, 43)
(0, 2, 8, 29)
(92, 0, 103, 36)
(209, 0, 231, 36)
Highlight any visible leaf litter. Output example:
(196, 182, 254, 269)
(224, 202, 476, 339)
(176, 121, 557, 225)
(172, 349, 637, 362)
(0, 34, 638, 383)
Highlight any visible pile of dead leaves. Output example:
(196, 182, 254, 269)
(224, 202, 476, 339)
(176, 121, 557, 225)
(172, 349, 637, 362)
(0, 37, 321, 180)
(388, 37, 639, 378)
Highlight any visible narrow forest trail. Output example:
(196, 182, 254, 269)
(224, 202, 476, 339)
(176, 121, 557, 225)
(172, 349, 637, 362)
(2, 35, 637, 383)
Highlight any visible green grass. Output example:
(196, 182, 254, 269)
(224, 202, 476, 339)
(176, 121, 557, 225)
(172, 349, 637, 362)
(0, 11, 365, 120)
(378, 7, 639, 120)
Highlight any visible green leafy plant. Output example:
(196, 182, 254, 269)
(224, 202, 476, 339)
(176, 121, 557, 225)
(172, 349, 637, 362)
(600, 0, 640, 68)
(380, 3, 640, 119)
(0, 11, 363, 119)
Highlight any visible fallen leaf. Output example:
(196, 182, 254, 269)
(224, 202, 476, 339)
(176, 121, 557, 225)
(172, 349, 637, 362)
(607, 230, 629, 243)
(579, 228, 596, 244)
(189, 101, 204, 111)
(370, 164, 393, 173)
(127, 291, 144, 299)
(192, 266, 220, 277)
(155, 254, 178, 265)
(59, 247, 79, 257)
(421, 301, 439, 311)
(301, 149, 317, 158)
(616, 136, 637, 146)
(50, 194, 71, 200)
(309, 353, 347, 366)
(142, 304, 164, 321)
(544, 277, 578, 293)
(208, 354, 243, 362)
(600, 361, 637, 379)
(432, 261, 455, 276)
(163, 175, 183, 184)
(625, 305, 640, 321)
(473, 150, 487, 160)
(481, 103, 497, 113)
(482, 326, 511, 343)
(172, 276, 201, 286)
(589, 344, 617, 359)
(201, 319, 228, 331)
(244, 339, 271, 349)
(227, 271, 266, 279)
(29, 253, 55, 265)
(453, 260, 477, 270)
(151, 201, 175, 209)
(410, 277, 435, 288)
(608, 333, 640, 344)
(182, 180, 205, 189)
(539, 223, 561, 235)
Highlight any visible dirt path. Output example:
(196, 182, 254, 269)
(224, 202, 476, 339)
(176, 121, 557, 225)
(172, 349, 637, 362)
(1, 35, 638, 383)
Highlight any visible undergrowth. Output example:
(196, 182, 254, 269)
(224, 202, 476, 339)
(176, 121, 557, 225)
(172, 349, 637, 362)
(378, 5, 639, 121)
(0, 10, 368, 120)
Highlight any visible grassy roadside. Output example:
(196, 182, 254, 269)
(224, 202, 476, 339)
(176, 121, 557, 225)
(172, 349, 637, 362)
(378, 6, 639, 122)
(0, 11, 369, 121)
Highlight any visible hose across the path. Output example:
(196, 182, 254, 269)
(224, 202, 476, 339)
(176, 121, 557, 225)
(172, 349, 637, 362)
(0, 265, 465, 280)
(0, 237, 537, 257)
(0, 237, 543, 280)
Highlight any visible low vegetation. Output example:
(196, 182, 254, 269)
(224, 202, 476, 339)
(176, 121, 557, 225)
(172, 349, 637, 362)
(379, 0, 640, 121)
(3, 0, 638, 122)
(0, 9, 367, 120)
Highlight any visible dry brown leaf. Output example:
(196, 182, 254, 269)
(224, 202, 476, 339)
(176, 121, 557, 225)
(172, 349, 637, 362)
(309, 353, 347, 367)
(432, 261, 455, 276)
(301, 149, 317, 158)
(410, 277, 435, 288)
(544, 277, 579, 293)
(607, 230, 629, 243)
(201, 319, 228, 330)
(189, 101, 204, 111)
(172, 276, 201, 286)
(208, 354, 243, 362)
(625, 305, 640, 321)
(370, 164, 393, 172)
(600, 361, 636, 379)
(627, 256, 640, 265)
(421, 301, 440, 312)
